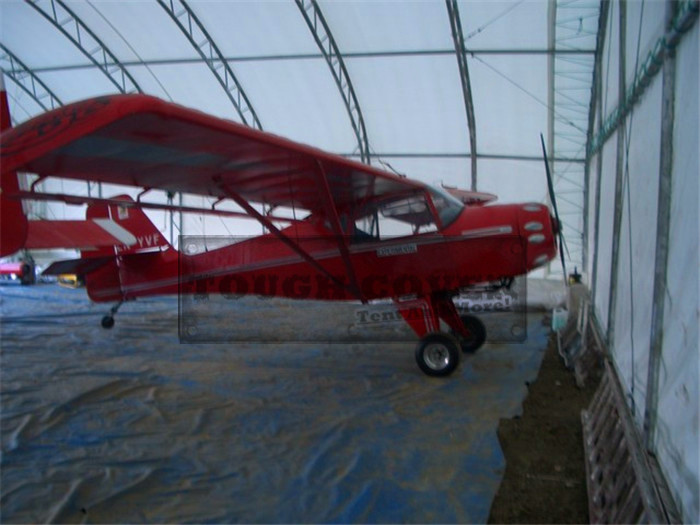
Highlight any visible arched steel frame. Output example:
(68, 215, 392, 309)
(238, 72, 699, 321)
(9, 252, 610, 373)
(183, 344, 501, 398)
(25, 0, 141, 94)
(156, 0, 262, 130)
(445, 0, 478, 191)
(0, 43, 63, 111)
(295, 0, 371, 165)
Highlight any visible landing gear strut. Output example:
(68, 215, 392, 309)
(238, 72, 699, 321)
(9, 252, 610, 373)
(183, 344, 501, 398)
(452, 314, 486, 353)
(101, 300, 123, 329)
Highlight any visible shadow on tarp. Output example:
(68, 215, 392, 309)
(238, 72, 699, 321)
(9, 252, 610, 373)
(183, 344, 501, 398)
(1, 285, 548, 523)
(178, 294, 527, 345)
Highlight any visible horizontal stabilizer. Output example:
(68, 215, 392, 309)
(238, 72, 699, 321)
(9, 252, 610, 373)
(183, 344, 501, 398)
(42, 256, 114, 276)
(26, 219, 137, 250)
(42, 248, 164, 277)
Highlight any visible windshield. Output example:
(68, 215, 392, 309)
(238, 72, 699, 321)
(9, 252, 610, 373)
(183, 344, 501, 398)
(428, 185, 464, 228)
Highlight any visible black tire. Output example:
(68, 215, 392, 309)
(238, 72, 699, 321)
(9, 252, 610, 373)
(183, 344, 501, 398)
(414, 332, 460, 377)
(453, 315, 487, 353)
(101, 315, 115, 329)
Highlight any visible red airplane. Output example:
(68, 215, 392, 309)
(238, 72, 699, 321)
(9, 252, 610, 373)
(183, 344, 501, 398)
(0, 93, 560, 376)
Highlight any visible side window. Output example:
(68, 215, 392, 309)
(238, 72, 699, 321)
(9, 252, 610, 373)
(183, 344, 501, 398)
(377, 212, 416, 238)
(351, 192, 446, 243)
(352, 193, 438, 242)
(378, 194, 437, 238)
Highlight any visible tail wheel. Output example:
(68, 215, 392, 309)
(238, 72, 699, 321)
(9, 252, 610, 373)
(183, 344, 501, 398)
(415, 332, 460, 377)
(20, 263, 35, 285)
(454, 315, 486, 353)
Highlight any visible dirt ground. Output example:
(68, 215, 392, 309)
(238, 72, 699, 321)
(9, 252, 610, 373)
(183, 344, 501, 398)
(488, 321, 601, 524)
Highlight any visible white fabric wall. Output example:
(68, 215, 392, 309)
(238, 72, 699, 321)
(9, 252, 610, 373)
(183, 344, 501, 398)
(587, 7, 699, 522)
(654, 21, 699, 522)
(601, 2, 620, 117)
(592, 130, 617, 333)
(586, 152, 598, 280)
(611, 72, 661, 425)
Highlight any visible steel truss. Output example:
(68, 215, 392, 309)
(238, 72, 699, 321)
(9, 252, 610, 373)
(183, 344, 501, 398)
(0, 42, 65, 219)
(156, 0, 266, 239)
(0, 43, 62, 111)
(157, 0, 262, 130)
(549, 0, 600, 277)
(295, 0, 370, 164)
(445, 0, 478, 191)
(25, 0, 141, 94)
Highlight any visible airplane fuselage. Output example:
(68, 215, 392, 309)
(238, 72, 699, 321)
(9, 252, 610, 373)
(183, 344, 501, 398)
(85, 201, 557, 305)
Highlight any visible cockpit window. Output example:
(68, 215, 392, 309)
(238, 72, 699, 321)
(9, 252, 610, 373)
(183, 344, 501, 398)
(427, 185, 464, 228)
(380, 194, 434, 226)
(349, 186, 463, 242)
(347, 185, 465, 243)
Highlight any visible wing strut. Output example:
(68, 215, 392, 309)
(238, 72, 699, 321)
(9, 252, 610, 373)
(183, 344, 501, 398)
(314, 161, 366, 302)
(215, 180, 353, 297)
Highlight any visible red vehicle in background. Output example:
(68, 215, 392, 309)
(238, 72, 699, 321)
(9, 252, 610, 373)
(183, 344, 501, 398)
(0, 258, 35, 285)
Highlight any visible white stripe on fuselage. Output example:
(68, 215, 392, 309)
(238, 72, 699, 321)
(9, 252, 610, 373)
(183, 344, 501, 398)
(93, 227, 517, 297)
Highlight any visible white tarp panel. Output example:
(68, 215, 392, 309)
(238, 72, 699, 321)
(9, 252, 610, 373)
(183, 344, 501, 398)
(610, 72, 662, 426)
(654, 21, 699, 523)
(593, 131, 617, 333)
(589, 7, 698, 522)
(586, 152, 599, 279)
(600, 2, 621, 116)
(625, 1, 667, 87)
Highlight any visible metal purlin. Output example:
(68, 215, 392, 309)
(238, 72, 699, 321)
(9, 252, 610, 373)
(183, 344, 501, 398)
(295, 0, 371, 165)
(0, 43, 63, 111)
(157, 0, 262, 130)
(25, 0, 141, 94)
(20, 48, 599, 74)
(445, 0, 478, 191)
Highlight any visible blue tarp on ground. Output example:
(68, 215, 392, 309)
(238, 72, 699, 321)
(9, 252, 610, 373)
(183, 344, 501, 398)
(1, 284, 548, 523)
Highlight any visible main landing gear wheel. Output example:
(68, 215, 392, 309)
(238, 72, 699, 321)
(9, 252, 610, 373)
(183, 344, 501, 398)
(415, 332, 460, 377)
(452, 315, 487, 353)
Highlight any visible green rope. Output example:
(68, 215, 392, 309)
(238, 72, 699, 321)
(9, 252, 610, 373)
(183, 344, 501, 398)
(588, 0, 698, 157)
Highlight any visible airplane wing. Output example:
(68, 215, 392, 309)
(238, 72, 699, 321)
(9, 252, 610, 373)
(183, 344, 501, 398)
(0, 94, 427, 215)
(0, 95, 443, 301)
